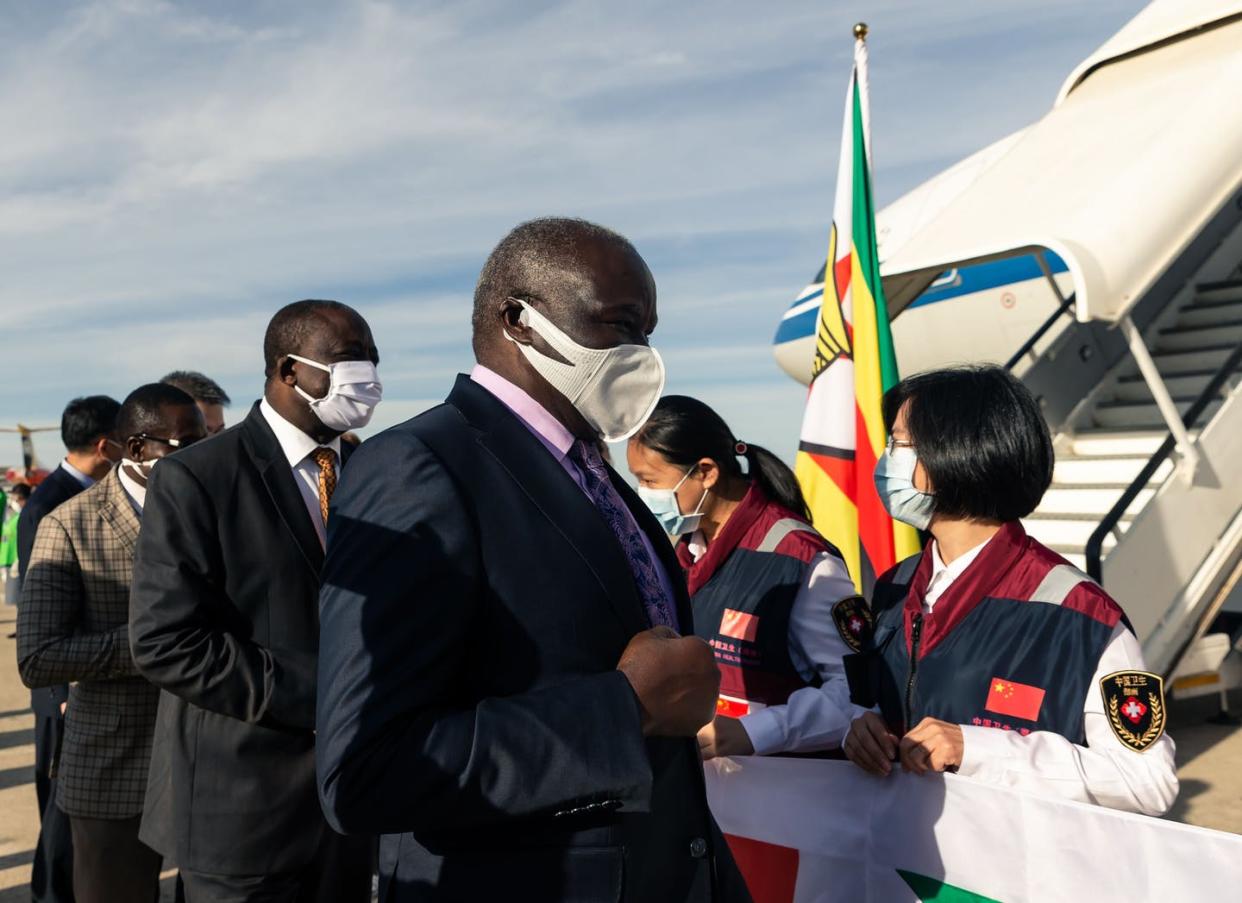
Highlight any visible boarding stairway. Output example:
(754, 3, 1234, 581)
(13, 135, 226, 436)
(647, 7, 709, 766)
(1014, 246, 1242, 696)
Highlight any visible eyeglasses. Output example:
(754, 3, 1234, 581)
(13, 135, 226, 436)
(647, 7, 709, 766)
(885, 435, 916, 453)
(133, 433, 201, 449)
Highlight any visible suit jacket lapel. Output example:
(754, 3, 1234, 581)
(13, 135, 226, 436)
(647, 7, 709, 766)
(239, 403, 324, 575)
(96, 468, 140, 558)
(448, 376, 649, 638)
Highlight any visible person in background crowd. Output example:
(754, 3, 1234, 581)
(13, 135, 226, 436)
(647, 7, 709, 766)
(130, 301, 379, 902)
(18, 393, 121, 903)
(628, 396, 865, 759)
(316, 218, 748, 902)
(160, 370, 231, 436)
(844, 365, 1178, 816)
(18, 385, 205, 903)
(2, 482, 31, 610)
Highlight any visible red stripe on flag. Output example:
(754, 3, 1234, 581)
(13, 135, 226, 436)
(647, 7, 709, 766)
(805, 450, 855, 492)
(855, 406, 896, 580)
(833, 253, 852, 304)
(985, 677, 1045, 721)
(725, 834, 799, 903)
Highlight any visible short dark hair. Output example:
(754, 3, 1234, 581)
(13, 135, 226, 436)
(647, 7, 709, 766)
(882, 365, 1053, 522)
(61, 395, 121, 452)
(634, 395, 810, 520)
(471, 217, 639, 340)
(263, 299, 353, 379)
(116, 384, 197, 441)
(161, 371, 231, 406)
(9, 483, 31, 502)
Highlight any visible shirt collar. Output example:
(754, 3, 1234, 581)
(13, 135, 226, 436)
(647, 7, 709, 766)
(259, 397, 341, 468)
(469, 364, 575, 461)
(117, 463, 147, 513)
(927, 536, 992, 600)
(60, 458, 94, 488)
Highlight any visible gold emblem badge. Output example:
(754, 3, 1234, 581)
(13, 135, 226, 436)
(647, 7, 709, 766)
(1101, 670, 1166, 752)
(832, 595, 873, 653)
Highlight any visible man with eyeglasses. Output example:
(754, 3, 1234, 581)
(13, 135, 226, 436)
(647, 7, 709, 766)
(18, 383, 204, 903)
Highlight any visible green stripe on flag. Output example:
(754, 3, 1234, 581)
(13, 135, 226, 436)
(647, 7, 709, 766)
(898, 869, 1002, 903)
(849, 76, 900, 391)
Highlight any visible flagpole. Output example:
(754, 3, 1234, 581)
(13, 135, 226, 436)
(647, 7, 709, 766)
(853, 23, 872, 168)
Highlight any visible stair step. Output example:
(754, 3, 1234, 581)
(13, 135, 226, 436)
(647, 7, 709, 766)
(1036, 485, 1155, 517)
(1068, 430, 1167, 457)
(1092, 396, 1222, 430)
(1022, 516, 1128, 548)
(1195, 280, 1242, 303)
(1113, 369, 1242, 402)
(1155, 320, 1242, 352)
(1176, 298, 1242, 328)
(1052, 455, 1174, 484)
(1135, 344, 1237, 376)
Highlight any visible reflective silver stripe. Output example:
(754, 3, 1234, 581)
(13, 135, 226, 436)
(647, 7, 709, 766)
(756, 518, 815, 553)
(891, 554, 920, 589)
(1029, 563, 1097, 606)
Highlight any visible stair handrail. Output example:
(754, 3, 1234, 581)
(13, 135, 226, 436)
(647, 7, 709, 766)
(1084, 341, 1242, 582)
(1004, 292, 1077, 371)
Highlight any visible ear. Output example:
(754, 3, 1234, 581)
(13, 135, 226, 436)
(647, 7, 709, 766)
(126, 436, 145, 461)
(499, 297, 532, 345)
(697, 457, 720, 491)
(277, 355, 298, 386)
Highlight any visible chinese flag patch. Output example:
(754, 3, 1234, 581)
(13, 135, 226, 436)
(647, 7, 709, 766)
(720, 608, 760, 643)
(984, 677, 1045, 722)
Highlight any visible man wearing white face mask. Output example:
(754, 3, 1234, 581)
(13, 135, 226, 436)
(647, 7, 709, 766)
(317, 218, 749, 902)
(130, 300, 378, 902)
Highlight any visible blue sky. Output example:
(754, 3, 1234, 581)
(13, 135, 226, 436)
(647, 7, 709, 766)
(0, 0, 1143, 469)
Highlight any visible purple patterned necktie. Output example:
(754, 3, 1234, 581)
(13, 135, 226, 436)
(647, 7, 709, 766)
(568, 440, 675, 629)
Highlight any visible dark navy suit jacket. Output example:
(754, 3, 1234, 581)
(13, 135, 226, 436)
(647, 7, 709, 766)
(316, 375, 750, 902)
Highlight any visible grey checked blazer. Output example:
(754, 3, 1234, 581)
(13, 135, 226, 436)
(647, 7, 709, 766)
(17, 467, 159, 819)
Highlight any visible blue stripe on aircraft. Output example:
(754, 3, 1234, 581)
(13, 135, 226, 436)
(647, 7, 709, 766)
(773, 252, 1069, 345)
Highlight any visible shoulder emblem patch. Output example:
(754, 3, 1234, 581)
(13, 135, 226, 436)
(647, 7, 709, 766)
(832, 595, 874, 653)
(1101, 670, 1166, 752)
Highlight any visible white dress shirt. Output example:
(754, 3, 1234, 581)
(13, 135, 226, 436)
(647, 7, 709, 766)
(259, 399, 340, 548)
(684, 531, 866, 756)
(117, 463, 147, 513)
(927, 538, 1179, 816)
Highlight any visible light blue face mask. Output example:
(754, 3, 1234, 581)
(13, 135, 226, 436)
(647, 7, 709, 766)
(636, 467, 708, 537)
(873, 446, 935, 531)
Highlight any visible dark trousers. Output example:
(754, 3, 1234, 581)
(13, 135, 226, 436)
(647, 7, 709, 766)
(68, 814, 162, 903)
(31, 710, 75, 903)
(180, 829, 371, 903)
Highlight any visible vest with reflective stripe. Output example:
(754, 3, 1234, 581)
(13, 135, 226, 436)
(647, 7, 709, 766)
(691, 517, 831, 706)
(863, 525, 1123, 741)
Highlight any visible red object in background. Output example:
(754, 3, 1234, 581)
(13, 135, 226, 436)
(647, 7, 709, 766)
(4, 467, 48, 487)
(984, 677, 1046, 722)
(725, 834, 799, 903)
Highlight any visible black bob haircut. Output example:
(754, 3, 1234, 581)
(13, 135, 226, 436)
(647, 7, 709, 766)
(61, 395, 121, 453)
(116, 383, 197, 442)
(882, 365, 1054, 523)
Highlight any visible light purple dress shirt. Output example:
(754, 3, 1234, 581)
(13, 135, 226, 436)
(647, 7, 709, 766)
(469, 364, 679, 628)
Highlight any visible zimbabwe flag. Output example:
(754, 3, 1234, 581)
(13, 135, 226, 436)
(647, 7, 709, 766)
(794, 32, 920, 593)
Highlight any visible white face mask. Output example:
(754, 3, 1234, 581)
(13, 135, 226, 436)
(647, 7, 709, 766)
(288, 354, 383, 432)
(504, 299, 665, 443)
(873, 445, 936, 531)
(636, 466, 708, 537)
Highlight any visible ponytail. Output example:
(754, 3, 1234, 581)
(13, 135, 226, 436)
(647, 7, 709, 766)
(740, 443, 810, 522)
(633, 395, 810, 521)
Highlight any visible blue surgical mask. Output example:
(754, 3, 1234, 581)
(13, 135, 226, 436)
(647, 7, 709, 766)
(636, 467, 708, 537)
(873, 446, 935, 531)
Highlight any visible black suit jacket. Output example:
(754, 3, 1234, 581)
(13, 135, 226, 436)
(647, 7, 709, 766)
(316, 375, 750, 903)
(18, 464, 83, 715)
(129, 403, 363, 875)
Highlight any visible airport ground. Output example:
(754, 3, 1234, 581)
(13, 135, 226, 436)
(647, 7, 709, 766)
(1, 606, 1241, 899)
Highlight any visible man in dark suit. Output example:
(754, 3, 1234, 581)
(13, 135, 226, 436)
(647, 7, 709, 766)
(129, 300, 380, 902)
(316, 218, 750, 902)
(19, 384, 205, 903)
(18, 394, 121, 903)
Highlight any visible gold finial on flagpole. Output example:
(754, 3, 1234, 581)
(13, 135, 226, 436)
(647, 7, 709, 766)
(853, 22, 868, 40)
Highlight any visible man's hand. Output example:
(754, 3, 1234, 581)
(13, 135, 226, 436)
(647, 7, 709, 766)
(617, 627, 720, 737)
(899, 717, 964, 775)
(843, 711, 898, 776)
(698, 715, 755, 760)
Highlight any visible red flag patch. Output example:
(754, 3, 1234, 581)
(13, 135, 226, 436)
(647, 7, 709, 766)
(984, 677, 1045, 722)
(720, 608, 760, 643)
